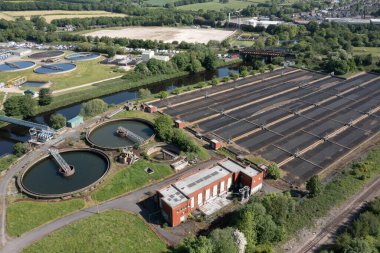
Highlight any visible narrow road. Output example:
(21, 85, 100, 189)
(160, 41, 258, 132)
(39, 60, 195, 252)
(295, 174, 380, 253)
(1, 157, 221, 253)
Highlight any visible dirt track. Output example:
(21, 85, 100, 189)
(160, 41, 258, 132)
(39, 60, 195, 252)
(85, 27, 235, 43)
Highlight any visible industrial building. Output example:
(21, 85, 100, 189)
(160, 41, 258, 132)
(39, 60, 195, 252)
(157, 159, 263, 226)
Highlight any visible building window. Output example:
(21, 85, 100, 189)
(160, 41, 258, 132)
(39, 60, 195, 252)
(191, 197, 194, 208)
(198, 192, 203, 206)
(213, 184, 218, 196)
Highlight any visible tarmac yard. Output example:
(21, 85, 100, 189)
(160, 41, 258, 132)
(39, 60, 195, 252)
(151, 68, 380, 185)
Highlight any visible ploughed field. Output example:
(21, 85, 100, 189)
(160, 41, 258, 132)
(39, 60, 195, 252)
(151, 68, 380, 185)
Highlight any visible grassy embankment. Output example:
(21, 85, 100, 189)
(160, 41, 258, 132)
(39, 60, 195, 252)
(0, 56, 121, 91)
(0, 155, 18, 172)
(33, 58, 242, 115)
(23, 210, 167, 253)
(282, 146, 380, 240)
(6, 199, 85, 237)
(92, 160, 173, 202)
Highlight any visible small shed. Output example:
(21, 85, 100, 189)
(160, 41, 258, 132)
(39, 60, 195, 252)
(210, 139, 222, 150)
(67, 115, 83, 128)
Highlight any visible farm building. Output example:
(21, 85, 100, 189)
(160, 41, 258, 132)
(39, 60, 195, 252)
(157, 159, 263, 226)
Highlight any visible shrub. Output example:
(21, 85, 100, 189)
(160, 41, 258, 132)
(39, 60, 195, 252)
(80, 99, 108, 117)
(49, 114, 66, 129)
(13, 142, 29, 157)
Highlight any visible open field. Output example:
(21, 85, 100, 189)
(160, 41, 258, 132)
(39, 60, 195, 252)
(0, 10, 126, 23)
(85, 26, 235, 43)
(23, 210, 167, 253)
(151, 68, 380, 185)
(92, 160, 174, 202)
(6, 199, 85, 237)
(176, 0, 297, 10)
(353, 47, 380, 57)
(0, 56, 121, 91)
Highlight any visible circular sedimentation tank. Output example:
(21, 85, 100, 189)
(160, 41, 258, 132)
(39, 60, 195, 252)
(65, 52, 101, 61)
(34, 63, 76, 74)
(0, 61, 35, 72)
(29, 50, 65, 59)
(87, 118, 155, 150)
(18, 148, 110, 198)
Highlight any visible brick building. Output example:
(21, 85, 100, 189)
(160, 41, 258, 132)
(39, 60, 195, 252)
(157, 159, 264, 227)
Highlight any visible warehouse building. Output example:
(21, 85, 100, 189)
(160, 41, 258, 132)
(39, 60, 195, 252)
(157, 159, 263, 226)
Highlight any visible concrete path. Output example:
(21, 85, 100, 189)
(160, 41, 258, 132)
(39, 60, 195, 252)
(1, 157, 221, 253)
(0, 92, 7, 110)
(53, 75, 123, 94)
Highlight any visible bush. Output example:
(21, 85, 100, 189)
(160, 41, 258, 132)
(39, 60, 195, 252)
(210, 77, 220, 86)
(38, 88, 52, 106)
(80, 99, 108, 117)
(13, 142, 29, 157)
(138, 88, 151, 99)
(267, 163, 281, 180)
(49, 114, 67, 129)
(306, 175, 324, 197)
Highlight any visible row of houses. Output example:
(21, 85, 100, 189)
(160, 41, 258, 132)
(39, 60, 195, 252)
(157, 159, 264, 227)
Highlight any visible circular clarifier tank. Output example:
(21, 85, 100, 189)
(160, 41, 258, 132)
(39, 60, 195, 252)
(87, 118, 155, 150)
(65, 52, 101, 61)
(29, 50, 65, 59)
(18, 149, 110, 198)
(0, 61, 35, 72)
(34, 63, 76, 74)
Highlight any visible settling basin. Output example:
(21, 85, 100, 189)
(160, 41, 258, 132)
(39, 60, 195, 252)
(18, 148, 110, 198)
(87, 118, 155, 150)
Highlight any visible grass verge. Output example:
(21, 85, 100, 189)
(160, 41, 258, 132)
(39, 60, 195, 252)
(0, 155, 18, 172)
(23, 210, 167, 253)
(92, 160, 173, 202)
(112, 110, 157, 122)
(6, 199, 85, 237)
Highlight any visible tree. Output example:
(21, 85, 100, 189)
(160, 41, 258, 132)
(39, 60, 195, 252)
(3, 96, 21, 116)
(209, 228, 239, 253)
(203, 54, 218, 70)
(268, 64, 275, 72)
(49, 114, 67, 129)
(154, 114, 173, 141)
(306, 175, 324, 197)
(13, 142, 29, 157)
(267, 163, 281, 180)
(38, 88, 52, 106)
(176, 235, 213, 253)
(158, 91, 169, 99)
(19, 95, 37, 117)
(106, 46, 116, 57)
(80, 99, 108, 117)
(233, 229, 247, 253)
(138, 88, 151, 99)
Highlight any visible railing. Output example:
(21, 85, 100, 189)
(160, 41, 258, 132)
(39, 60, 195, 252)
(116, 126, 145, 144)
(49, 148, 72, 175)
(0, 115, 54, 132)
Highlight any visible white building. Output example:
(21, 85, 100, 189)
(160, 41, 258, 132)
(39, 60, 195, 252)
(142, 51, 154, 62)
(11, 48, 32, 57)
(248, 18, 283, 28)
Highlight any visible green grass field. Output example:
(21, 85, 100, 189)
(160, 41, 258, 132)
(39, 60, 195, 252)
(353, 47, 380, 57)
(0, 10, 126, 23)
(177, 0, 256, 10)
(23, 210, 167, 253)
(0, 55, 121, 91)
(6, 199, 85, 237)
(112, 110, 157, 122)
(92, 160, 173, 202)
